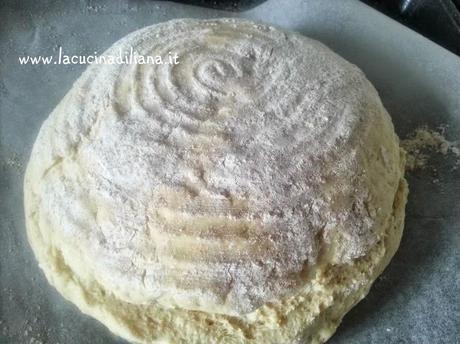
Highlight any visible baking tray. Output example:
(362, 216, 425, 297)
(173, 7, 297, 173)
(0, 0, 459, 343)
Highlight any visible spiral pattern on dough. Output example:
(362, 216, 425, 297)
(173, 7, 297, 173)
(26, 19, 399, 316)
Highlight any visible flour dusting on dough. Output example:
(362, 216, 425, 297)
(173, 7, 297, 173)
(24, 18, 408, 344)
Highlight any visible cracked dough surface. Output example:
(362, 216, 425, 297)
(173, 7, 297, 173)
(24, 18, 408, 343)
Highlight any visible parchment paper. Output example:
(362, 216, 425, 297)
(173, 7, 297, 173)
(0, 0, 459, 343)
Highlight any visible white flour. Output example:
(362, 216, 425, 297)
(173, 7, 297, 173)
(401, 126, 460, 171)
(25, 18, 405, 317)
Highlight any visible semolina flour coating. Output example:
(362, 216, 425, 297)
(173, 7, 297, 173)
(24, 18, 407, 343)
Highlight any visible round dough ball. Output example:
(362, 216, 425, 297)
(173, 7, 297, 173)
(24, 18, 408, 344)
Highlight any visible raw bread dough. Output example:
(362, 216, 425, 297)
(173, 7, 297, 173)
(24, 18, 408, 344)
